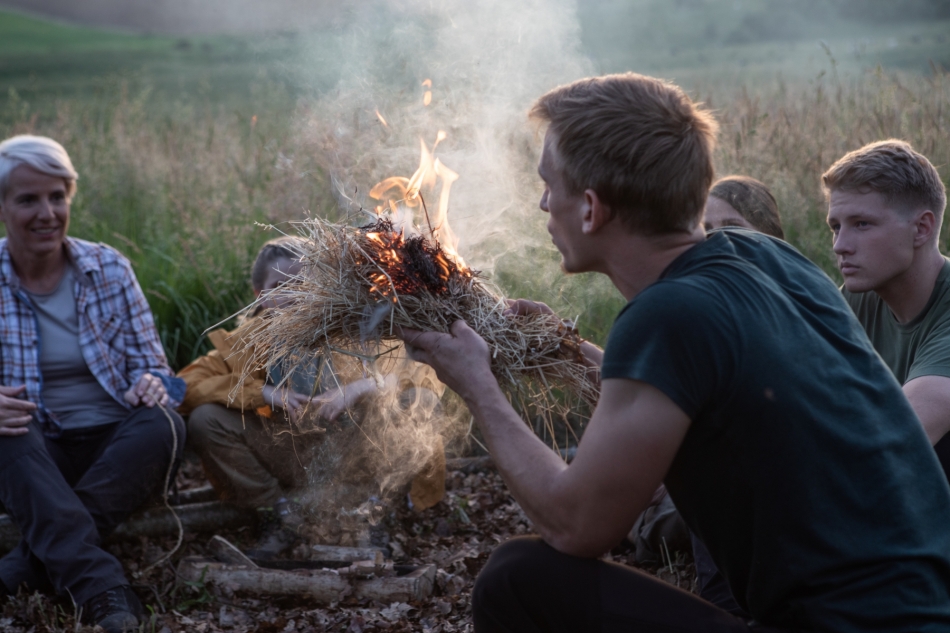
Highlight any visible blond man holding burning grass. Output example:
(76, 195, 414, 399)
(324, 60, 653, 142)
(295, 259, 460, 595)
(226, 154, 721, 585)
(399, 74, 950, 632)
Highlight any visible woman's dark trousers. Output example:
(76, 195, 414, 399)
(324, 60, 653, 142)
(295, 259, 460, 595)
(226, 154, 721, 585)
(0, 406, 184, 604)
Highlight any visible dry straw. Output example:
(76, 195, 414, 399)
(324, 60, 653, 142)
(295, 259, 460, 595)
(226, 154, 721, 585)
(238, 215, 599, 445)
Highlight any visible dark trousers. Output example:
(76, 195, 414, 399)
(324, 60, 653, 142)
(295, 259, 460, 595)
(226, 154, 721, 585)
(473, 537, 785, 633)
(934, 434, 950, 484)
(690, 533, 749, 619)
(0, 406, 185, 604)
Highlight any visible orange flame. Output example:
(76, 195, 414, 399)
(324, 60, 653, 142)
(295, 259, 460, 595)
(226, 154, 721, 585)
(363, 122, 469, 301)
(369, 130, 461, 260)
(422, 78, 433, 106)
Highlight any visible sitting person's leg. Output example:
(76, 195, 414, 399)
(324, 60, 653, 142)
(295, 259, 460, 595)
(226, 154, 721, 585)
(691, 532, 749, 618)
(473, 537, 782, 633)
(398, 387, 446, 511)
(187, 403, 306, 508)
(188, 403, 314, 558)
(0, 422, 127, 603)
(69, 405, 186, 539)
(626, 484, 691, 565)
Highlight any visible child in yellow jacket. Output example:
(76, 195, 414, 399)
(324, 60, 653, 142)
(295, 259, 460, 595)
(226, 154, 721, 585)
(178, 237, 446, 556)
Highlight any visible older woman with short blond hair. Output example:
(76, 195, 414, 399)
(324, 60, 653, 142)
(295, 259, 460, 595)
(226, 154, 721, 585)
(0, 135, 185, 633)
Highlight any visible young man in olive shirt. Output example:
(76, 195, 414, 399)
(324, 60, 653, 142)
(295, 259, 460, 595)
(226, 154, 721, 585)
(825, 140, 950, 477)
(399, 74, 950, 632)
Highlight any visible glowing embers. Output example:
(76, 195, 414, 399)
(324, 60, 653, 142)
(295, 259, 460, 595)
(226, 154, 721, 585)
(358, 219, 473, 301)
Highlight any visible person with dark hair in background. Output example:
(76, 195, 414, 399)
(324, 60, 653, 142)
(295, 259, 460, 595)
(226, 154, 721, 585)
(178, 237, 446, 559)
(0, 135, 186, 633)
(704, 175, 785, 239)
(398, 74, 950, 632)
(825, 139, 950, 478)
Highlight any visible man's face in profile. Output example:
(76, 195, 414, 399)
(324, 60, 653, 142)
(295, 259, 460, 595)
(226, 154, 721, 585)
(538, 131, 590, 274)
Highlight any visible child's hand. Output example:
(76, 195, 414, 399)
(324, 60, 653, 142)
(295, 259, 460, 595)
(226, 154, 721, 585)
(312, 385, 351, 422)
(262, 385, 310, 423)
(312, 374, 398, 422)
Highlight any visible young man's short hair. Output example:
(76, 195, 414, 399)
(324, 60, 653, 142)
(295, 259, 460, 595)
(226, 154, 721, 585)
(529, 73, 719, 234)
(822, 139, 947, 223)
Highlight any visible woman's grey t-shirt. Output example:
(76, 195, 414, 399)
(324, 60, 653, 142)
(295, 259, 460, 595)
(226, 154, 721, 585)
(27, 266, 129, 430)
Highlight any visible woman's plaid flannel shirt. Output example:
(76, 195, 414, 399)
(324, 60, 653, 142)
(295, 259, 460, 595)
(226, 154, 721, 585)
(0, 237, 184, 435)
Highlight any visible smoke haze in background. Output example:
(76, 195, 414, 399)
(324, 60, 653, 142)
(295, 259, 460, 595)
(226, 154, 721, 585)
(276, 0, 596, 513)
(0, 0, 343, 34)
(294, 0, 591, 273)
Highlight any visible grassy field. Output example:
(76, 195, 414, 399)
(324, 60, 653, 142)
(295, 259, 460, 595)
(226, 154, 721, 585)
(1, 3, 949, 369)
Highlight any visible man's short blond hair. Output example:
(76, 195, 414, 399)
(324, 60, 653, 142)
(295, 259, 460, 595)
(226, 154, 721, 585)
(529, 73, 719, 234)
(822, 139, 946, 224)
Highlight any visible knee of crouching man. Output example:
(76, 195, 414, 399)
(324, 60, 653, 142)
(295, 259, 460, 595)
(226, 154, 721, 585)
(474, 537, 549, 609)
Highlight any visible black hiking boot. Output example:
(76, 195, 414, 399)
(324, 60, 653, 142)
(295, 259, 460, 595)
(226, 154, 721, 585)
(246, 498, 304, 560)
(82, 585, 142, 633)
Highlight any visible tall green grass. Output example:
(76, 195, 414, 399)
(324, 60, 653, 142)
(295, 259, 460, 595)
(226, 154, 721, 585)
(1, 68, 947, 367)
(494, 68, 950, 346)
(708, 67, 950, 281)
(0, 81, 334, 368)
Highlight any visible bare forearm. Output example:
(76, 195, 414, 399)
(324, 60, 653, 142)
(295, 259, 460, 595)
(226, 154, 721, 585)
(904, 376, 950, 445)
(579, 341, 603, 387)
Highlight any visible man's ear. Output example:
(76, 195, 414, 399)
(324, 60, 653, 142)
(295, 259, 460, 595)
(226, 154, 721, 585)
(582, 189, 612, 234)
(913, 209, 938, 247)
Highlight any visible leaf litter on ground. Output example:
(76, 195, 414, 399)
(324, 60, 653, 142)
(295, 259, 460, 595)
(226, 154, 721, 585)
(1, 460, 696, 632)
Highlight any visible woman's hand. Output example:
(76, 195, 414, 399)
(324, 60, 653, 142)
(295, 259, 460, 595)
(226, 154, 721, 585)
(0, 385, 36, 437)
(124, 373, 169, 408)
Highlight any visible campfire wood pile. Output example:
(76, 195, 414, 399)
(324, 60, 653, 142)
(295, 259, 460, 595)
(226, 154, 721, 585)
(240, 216, 599, 444)
(0, 459, 696, 633)
(178, 535, 437, 604)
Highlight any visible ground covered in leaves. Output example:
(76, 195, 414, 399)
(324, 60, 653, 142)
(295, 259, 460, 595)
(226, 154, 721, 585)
(1, 460, 695, 632)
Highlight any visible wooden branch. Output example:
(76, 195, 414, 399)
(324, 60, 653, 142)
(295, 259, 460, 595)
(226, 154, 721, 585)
(177, 557, 436, 603)
(178, 558, 351, 602)
(353, 564, 435, 603)
(0, 500, 255, 555)
(209, 535, 258, 568)
(307, 544, 386, 564)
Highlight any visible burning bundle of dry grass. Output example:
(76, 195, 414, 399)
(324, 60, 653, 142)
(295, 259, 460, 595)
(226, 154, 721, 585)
(241, 215, 599, 443)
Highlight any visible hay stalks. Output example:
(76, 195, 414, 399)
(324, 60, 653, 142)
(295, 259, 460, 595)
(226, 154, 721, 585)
(240, 216, 599, 444)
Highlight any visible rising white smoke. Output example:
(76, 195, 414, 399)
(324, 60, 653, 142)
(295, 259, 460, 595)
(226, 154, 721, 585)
(276, 0, 596, 524)
(295, 0, 592, 271)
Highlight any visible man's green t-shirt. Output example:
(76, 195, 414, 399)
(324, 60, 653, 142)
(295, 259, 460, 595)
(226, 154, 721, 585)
(843, 258, 950, 384)
(602, 229, 950, 632)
